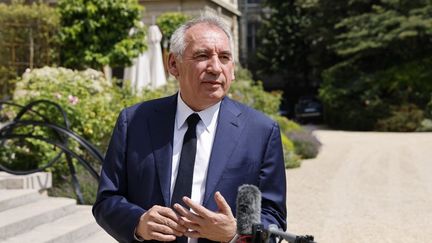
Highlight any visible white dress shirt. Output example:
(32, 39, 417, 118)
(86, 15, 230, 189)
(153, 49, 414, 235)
(171, 94, 220, 243)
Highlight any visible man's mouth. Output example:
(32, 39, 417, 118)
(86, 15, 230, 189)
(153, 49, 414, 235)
(202, 81, 222, 85)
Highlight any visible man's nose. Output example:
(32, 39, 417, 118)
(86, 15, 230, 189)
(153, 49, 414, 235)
(206, 55, 222, 74)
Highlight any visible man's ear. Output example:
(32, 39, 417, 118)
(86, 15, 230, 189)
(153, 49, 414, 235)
(168, 53, 179, 77)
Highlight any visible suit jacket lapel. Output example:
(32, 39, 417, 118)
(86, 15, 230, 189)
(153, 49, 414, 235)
(203, 97, 242, 206)
(149, 94, 177, 206)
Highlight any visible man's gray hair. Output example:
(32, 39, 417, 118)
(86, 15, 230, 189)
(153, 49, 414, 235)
(170, 13, 234, 60)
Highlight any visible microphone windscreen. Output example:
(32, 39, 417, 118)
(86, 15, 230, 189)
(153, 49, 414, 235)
(236, 184, 261, 235)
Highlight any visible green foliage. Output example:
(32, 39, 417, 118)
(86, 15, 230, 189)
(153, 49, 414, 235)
(57, 0, 147, 69)
(259, 0, 432, 131)
(417, 119, 432, 132)
(281, 133, 301, 168)
(13, 67, 170, 150)
(425, 96, 432, 119)
(156, 12, 190, 48)
(332, 4, 432, 63)
(287, 130, 321, 159)
(375, 104, 424, 132)
(0, 66, 17, 99)
(230, 68, 281, 115)
(272, 115, 303, 133)
(319, 1, 432, 131)
(257, 1, 310, 74)
(273, 107, 321, 161)
(319, 61, 389, 130)
(0, 2, 59, 98)
(2, 67, 173, 203)
(273, 116, 303, 168)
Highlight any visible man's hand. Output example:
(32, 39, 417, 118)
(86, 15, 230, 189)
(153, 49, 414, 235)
(174, 191, 237, 242)
(136, 205, 187, 241)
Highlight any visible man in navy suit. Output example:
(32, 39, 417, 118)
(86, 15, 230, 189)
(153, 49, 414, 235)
(93, 14, 286, 243)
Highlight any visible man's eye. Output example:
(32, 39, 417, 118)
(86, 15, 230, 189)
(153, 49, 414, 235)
(220, 55, 231, 62)
(195, 54, 208, 60)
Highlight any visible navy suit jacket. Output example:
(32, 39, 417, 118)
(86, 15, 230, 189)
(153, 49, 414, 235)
(93, 94, 287, 243)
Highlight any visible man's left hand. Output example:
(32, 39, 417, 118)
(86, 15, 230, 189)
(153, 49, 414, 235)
(173, 191, 236, 242)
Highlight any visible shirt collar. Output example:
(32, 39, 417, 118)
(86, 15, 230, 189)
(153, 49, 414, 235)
(176, 93, 221, 132)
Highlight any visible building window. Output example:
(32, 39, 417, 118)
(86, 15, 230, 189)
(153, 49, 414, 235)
(247, 21, 260, 52)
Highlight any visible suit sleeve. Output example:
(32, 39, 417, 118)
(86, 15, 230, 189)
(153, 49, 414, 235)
(259, 122, 287, 231)
(92, 109, 145, 243)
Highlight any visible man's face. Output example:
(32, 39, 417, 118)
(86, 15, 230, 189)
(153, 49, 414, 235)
(168, 23, 235, 111)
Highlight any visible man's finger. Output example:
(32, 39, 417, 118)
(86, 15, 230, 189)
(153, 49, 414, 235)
(174, 203, 204, 224)
(149, 222, 183, 237)
(214, 191, 233, 216)
(154, 216, 187, 234)
(157, 206, 183, 222)
(179, 219, 201, 232)
(154, 207, 188, 232)
(182, 196, 212, 218)
(149, 231, 177, 241)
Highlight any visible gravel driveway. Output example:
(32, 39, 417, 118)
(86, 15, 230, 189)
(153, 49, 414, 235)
(286, 130, 432, 243)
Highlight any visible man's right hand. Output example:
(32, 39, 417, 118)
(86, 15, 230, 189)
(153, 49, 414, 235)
(136, 205, 187, 241)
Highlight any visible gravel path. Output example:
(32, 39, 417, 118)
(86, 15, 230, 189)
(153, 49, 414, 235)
(286, 130, 432, 243)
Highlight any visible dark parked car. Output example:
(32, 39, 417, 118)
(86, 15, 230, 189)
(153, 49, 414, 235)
(294, 96, 323, 123)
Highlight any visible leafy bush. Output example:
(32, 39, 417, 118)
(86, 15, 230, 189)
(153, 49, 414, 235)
(281, 133, 301, 168)
(319, 62, 390, 130)
(375, 104, 424, 132)
(230, 68, 281, 116)
(418, 96, 432, 131)
(2, 67, 175, 203)
(417, 119, 432, 132)
(287, 130, 321, 159)
(273, 110, 321, 161)
(425, 95, 432, 119)
(272, 115, 303, 133)
(13, 67, 176, 147)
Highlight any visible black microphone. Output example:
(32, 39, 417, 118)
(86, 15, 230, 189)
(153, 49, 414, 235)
(235, 184, 262, 243)
(267, 224, 316, 243)
(235, 184, 317, 243)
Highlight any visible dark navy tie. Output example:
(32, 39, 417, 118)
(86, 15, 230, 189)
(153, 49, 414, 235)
(171, 113, 201, 209)
(171, 113, 200, 243)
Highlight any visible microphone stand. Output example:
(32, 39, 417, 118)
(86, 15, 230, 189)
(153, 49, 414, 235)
(252, 224, 317, 243)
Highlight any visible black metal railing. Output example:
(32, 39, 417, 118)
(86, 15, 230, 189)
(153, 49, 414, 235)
(0, 99, 103, 204)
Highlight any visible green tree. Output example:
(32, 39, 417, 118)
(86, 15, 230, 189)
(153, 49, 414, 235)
(0, 2, 59, 99)
(156, 12, 190, 49)
(57, 0, 147, 70)
(256, 1, 312, 86)
(320, 1, 432, 130)
(259, 0, 432, 131)
(256, 0, 377, 88)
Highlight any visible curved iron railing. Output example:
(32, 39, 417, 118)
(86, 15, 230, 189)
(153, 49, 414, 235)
(0, 99, 103, 204)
